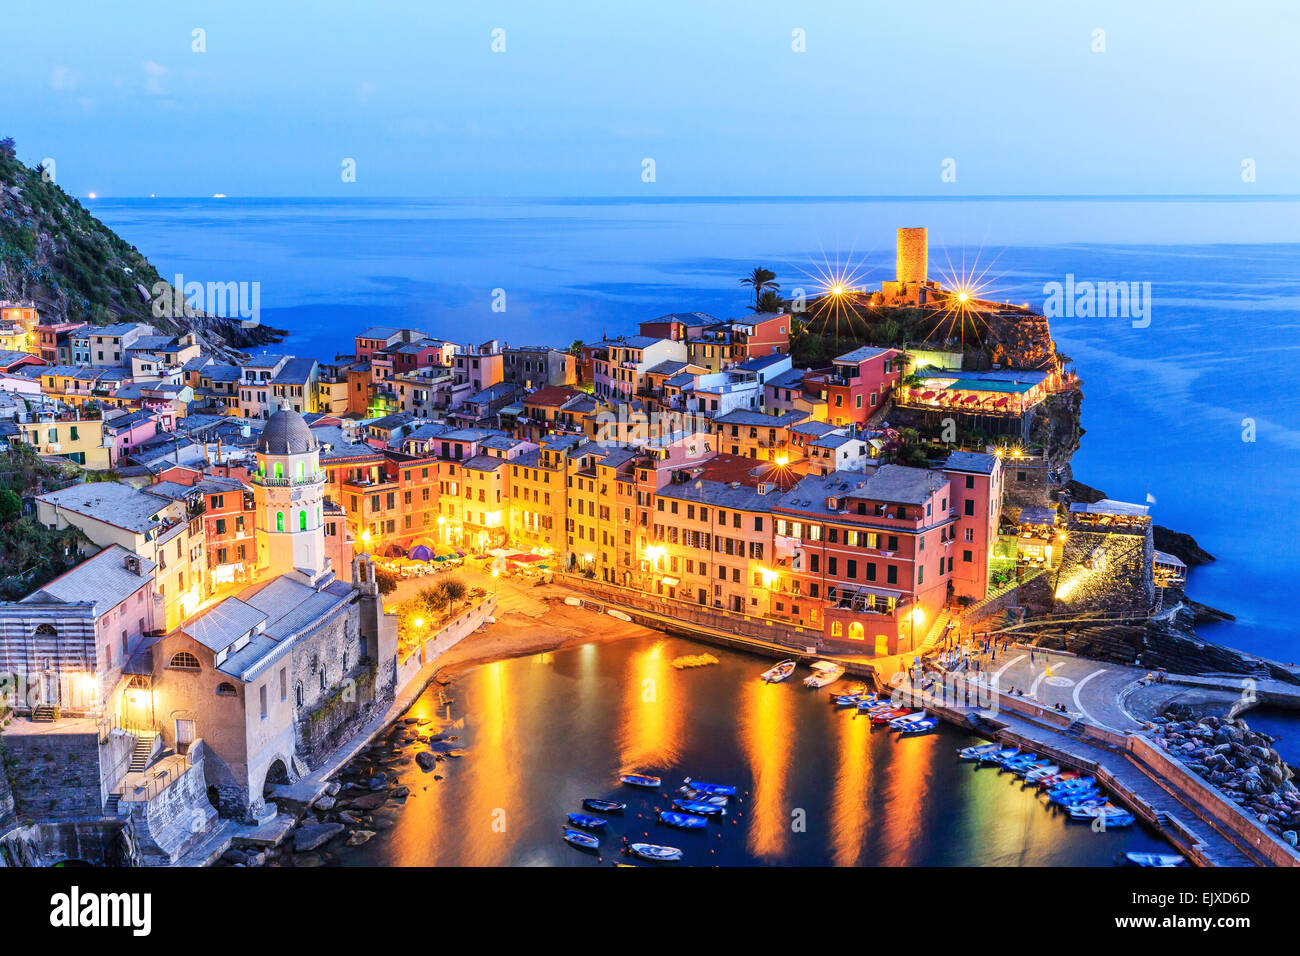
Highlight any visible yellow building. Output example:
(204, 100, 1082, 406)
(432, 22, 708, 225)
(35, 480, 209, 630)
(17, 415, 112, 470)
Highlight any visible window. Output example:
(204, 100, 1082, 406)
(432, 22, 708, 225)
(168, 651, 200, 670)
(216, 682, 237, 696)
(276, 511, 285, 532)
(279, 667, 287, 701)
(964, 500, 975, 516)
(299, 511, 308, 531)
(259, 684, 268, 719)
(295, 681, 304, 708)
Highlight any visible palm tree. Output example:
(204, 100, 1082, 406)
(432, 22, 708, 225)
(751, 290, 784, 314)
(741, 268, 778, 310)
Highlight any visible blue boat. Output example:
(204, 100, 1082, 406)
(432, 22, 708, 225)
(978, 748, 1019, 765)
(582, 798, 626, 813)
(898, 720, 937, 735)
(1068, 806, 1135, 827)
(566, 812, 607, 830)
(677, 788, 728, 806)
(657, 810, 708, 830)
(1123, 852, 1186, 867)
(629, 842, 682, 862)
(1050, 788, 1102, 807)
(563, 828, 600, 850)
(681, 777, 736, 796)
(620, 773, 661, 788)
(1046, 776, 1096, 796)
(833, 693, 874, 707)
(673, 798, 726, 817)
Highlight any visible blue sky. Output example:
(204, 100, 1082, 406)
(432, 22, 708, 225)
(4, 0, 1297, 197)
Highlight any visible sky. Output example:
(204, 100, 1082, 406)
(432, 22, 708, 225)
(4, 0, 1298, 198)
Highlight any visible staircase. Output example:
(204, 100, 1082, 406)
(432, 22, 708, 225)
(1063, 718, 1088, 738)
(30, 704, 58, 722)
(915, 609, 954, 656)
(128, 732, 157, 773)
(104, 792, 122, 815)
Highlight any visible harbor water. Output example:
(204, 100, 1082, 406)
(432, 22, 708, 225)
(338, 635, 1169, 866)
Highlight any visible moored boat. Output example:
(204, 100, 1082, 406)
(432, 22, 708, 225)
(1068, 805, 1135, 826)
(1123, 851, 1186, 867)
(833, 692, 874, 707)
(566, 812, 607, 830)
(677, 788, 728, 806)
(761, 660, 797, 683)
(871, 707, 912, 725)
(889, 709, 929, 729)
(673, 798, 725, 817)
(629, 842, 683, 862)
(957, 743, 1001, 760)
(978, 748, 1019, 764)
(563, 828, 600, 850)
(803, 660, 846, 688)
(620, 773, 662, 788)
(681, 777, 737, 796)
(896, 717, 938, 735)
(582, 798, 626, 813)
(657, 810, 708, 830)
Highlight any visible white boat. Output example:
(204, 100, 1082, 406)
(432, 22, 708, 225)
(761, 660, 796, 683)
(957, 742, 1001, 760)
(606, 609, 632, 622)
(889, 709, 929, 728)
(803, 660, 846, 688)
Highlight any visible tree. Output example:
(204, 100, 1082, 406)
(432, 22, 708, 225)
(0, 489, 18, 523)
(741, 267, 778, 310)
(751, 290, 785, 314)
(374, 566, 399, 595)
(567, 340, 585, 355)
(0, 137, 15, 160)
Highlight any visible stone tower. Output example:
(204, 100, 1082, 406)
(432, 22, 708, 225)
(253, 409, 326, 578)
(896, 227, 928, 285)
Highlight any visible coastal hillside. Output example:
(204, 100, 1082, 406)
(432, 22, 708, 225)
(0, 137, 282, 358)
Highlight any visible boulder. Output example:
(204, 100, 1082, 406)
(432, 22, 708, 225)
(416, 752, 437, 771)
(346, 829, 376, 847)
(349, 792, 388, 811)
(313, 796, 336, 811)
(293, 822, 345, 852)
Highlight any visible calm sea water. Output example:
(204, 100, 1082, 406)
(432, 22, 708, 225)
(336, 635, 1167, 867)
(91, 195, 1298, 664)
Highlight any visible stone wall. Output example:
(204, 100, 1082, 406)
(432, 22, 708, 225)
(0, 737, 13, 828)
(291, 604, 377, 768)
(1, 729, 103, 821)
(1052, 526, 1153, 616)
(1001, 458, 1053, 515)
(128, 741, 218, 865)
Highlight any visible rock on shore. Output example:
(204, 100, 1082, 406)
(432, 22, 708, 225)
(1152, 709, 1300, 845)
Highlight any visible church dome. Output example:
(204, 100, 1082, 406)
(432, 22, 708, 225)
(256, 409, 318, 456)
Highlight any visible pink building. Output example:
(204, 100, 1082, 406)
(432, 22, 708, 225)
(823, 346, 901, 427)
(103, 409, 163, 465)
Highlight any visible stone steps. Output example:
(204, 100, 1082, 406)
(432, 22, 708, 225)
(30, 705, 57, 722)
(128, 733, 157, 773)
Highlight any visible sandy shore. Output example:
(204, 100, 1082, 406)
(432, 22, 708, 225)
(425, 575, 658, 681)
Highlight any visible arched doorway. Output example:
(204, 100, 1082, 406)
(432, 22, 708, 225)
(847, 621, 865, 642)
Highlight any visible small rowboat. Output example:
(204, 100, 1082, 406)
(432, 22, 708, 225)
(1068, 805, 1135, 827)
(629, 843, 682, 862)
(682, 777, 736, 796)
(1023, 765, 1061, 783)
(870, 708, 912, 725)
(833, 692, 874, 707)
(803, 660, 846, 688)
(582, 798, 626, 813)
(657, 810, 708, 830)
(858, 699, 895, 713)
(890, 709, 929, 729)
(563, 828, 600, 850)
(978, 748, 1020, 765)
(673, 798, 725, 817)
(1123, 852, 1186, 867)
(620, 773, 661, 788)
(1036, 772, 1080, 789)
(895, 717, 938, 735)
(606, 609, 632, 622)
(566, 813, 607, 830)
(761, 660, 796, 683)
(677, 788, 727, 806)
(957, 743, 1001, 760)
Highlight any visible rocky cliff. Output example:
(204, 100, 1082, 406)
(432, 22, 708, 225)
(0, 138, 283, 360)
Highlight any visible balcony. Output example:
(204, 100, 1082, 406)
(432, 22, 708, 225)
(250, 471, 326, 487)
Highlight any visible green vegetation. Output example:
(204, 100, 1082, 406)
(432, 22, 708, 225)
(740, 267, 779, 311)
(0, 444, 89, 600)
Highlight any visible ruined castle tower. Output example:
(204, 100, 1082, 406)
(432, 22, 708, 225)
(896, 227, 928, 285)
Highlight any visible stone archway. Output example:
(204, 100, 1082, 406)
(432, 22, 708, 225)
(261, 758, 290, 798)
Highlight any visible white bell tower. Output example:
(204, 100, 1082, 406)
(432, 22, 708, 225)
(253, 410, 326, 578)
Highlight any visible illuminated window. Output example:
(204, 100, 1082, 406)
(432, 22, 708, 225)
(276, 512, 285, 532)
(299, 511, 307, 531)
(274, 462, 284, 479)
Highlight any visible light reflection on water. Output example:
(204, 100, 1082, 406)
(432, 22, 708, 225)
(340, 635, 1170, 867)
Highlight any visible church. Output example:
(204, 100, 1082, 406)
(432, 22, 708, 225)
(139, 410, 397, 822)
